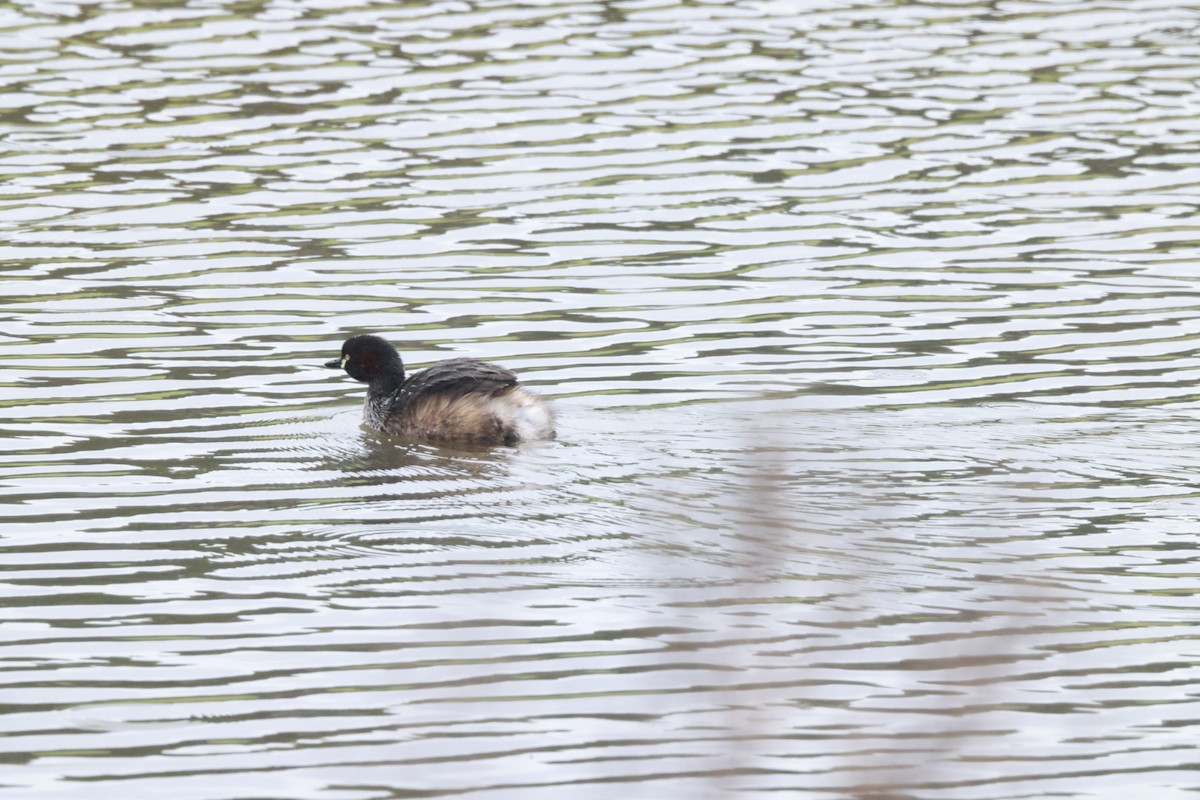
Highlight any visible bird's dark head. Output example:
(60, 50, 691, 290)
(325, 334, 404, 383)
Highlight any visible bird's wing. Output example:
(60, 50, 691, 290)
(399, 358, 519, 402)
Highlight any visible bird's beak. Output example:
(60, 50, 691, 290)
(325, 355, 346, 369)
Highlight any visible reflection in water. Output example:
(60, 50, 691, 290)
(2, 0, 1200, 797)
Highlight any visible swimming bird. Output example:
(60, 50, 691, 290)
(325, 334, 555, 446)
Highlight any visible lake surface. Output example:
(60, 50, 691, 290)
(2, 0, 1199, 797)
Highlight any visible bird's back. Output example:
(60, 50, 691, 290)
(379, 358, 553, 445)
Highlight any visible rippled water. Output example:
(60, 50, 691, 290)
(3, 0, 1200, 797)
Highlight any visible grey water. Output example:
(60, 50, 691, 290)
(2, 0, 1199, 797)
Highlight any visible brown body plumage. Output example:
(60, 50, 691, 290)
(325, 335, 555, 446)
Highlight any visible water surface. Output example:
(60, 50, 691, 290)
(2, 0, 1200, 797)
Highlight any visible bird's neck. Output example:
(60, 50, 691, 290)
(369, 365, 405, 397)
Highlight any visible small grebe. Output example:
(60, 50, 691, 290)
(325, 334, 555, 446)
